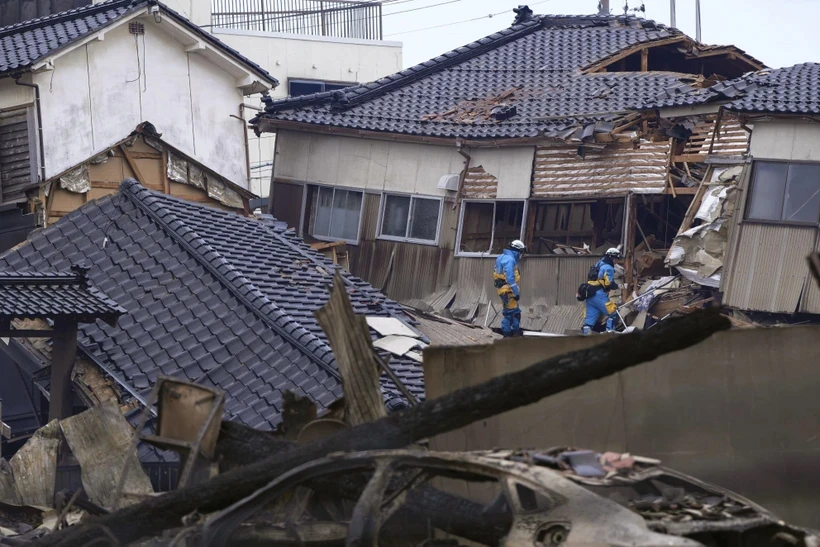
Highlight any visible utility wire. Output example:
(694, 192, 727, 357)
(386, 0, 552, 37)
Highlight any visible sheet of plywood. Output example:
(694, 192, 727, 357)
(88, 188, 116, 201)
(0, 459, 21, 505)
(51, 189, 85, 213)
(89, 156, 125, 184)
(9, 420, 61, 507)
(59, 403, 153, 508)
(133, 158, 163, 190)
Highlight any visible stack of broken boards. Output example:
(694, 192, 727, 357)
(0, 403, 153, 543)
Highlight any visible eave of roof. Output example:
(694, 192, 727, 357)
(0, 0, 278, 87)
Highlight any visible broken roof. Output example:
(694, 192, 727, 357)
(0, 0, 277, 86)
(253, 12, 762, 141)
(651, 63, 820, 116)
(0, 267, 124, 325)
(0, 180, 423, 431)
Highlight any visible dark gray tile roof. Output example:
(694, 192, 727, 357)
(0, 0, 277, 85)
(649, 64, 820, 116)
(0, 180, 422, 431)
(0, 269, 125, 324)
(254, 14, 747, 140)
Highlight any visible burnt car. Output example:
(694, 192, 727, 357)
(194, 448, 820, 547)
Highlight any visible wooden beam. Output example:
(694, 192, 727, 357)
(49, 319, 78, 421)
(0, 330, 55, 337)
(673, 154, 710, 164)
(161, 150, 170, 195)
(708, 107, 724, 155)
(581, 36, 688, 74)
(641, 48, 648, 72)
(664, 186, 700, 195)
(119, 145, 147, 186)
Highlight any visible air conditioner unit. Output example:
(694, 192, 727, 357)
(437, 174, 460, 192)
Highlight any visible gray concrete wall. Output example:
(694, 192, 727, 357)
(423, 326, 820, 528)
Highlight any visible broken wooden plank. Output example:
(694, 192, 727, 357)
(10, 420, 60, 507)
(809, 252, 820, 287)
(0, 458, 21, 505)
(59, 403, 153, 508)
(38, 309, 731, 547)
(119, 145, 148, 186)
(315, 274, 387, 426)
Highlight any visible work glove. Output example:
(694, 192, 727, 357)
(513, 295, 520, 301)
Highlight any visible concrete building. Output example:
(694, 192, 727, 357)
(185, 0, 403, 197)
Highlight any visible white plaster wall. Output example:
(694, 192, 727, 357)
(0, 78, 34, 110)
(469, 147, 535, 199)
(188, 53, 247, 185)
(275, 131, 466, 197)
(212, 29, 403, 199)
(33, 16, 248, 186)
(35, 45, 95, 178)
(750, 121, 820, 162)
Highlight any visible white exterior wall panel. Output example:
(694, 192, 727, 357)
(0, 79, 34, 110)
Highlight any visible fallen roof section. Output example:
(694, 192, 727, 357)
(0, 179, 424, 431)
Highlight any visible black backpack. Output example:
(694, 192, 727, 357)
(576, 282, 598, 301)
(587, 262, 600, 281)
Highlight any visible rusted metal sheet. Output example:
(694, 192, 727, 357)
(461, 166, 498, 199)
(723, 223, 817, 313)
(532, 141, 670, 197)
(0, 109, 34, 204)
(682, 114, 749, 157)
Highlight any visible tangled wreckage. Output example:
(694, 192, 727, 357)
(0, 279, 817, 547)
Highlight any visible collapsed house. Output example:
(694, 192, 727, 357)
(645, 62, 820, 319)
(252, 7, 765, 333)
(0, 0, 277, 251)
(0, 179, 447, 477)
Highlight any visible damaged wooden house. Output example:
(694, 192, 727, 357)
(0, 0, 278, 251)
(644, 62, 820, 320)
(252, 6, 764, 334)
(0, 179, 475, 486)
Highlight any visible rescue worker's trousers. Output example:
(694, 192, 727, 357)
(582, 289, 616, 335)
(499, 292, 521, 337)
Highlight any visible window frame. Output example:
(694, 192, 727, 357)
(455, 199, 529, 258)
(301, 183, 366, 246)
(744, 158, 820, 227)
(376, 192, 444, 246)
(288, 78, 358, 97)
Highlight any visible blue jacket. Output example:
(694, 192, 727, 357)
(494, 249, 520, 298)
(592, 258, 616, 291)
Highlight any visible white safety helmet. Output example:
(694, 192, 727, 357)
(510, 240, 527, 253)
(605, 247, 622, 258)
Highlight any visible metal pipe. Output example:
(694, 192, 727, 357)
(452, 139, 471, 211)
(239, 103, 251, 186)
(13, 77, 46, 185)
(598, 0, 609, 15)
(670, 0, 676, 27)
(695, 0, 701, 42)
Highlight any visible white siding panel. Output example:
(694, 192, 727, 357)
(384, 142, 420, 193)
(0, 78, 34, 110)
(86, 24, 142, 152)
(306, 135, 341, 185)
(471, 147, 534, 199)
(366, 140, 390, 191)
(789, 123, 820, 161)
(142, 24, 195, 157)
(188, 53, 247, 187)
(337, 138, 372, 188)
(749, 122, 797, 160)
(36, 46, 94, 178)
(275, 130, 311, 181)
(415, 144, 458, 196)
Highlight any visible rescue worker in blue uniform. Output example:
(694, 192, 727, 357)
(582, 247, 621, 335)
(493, 240, 526, 337)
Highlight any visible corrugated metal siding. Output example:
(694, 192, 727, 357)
(0, 109, 34, 204)
(360, 192, 381, 241)
(723, 223, 818, 313)
(532, 141, 670, 197)
(682, 115, 749, 157)
(462, 166, 498, 199)
(800, 236, 820, 314)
